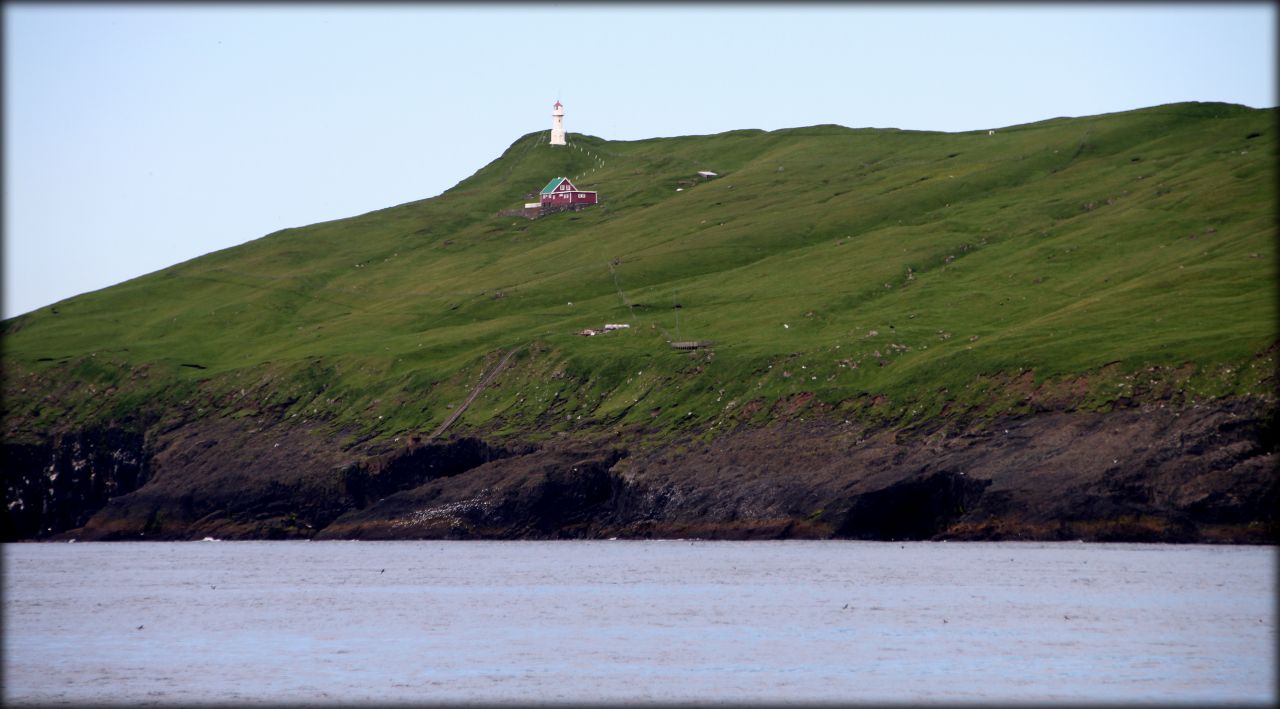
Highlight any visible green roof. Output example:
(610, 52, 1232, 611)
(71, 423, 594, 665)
(539, 177, 568, 195)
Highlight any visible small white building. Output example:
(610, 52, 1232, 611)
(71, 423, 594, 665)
(551, 100, 566, 146)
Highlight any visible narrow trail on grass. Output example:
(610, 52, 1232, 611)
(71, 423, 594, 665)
(430, 348, 521, 440)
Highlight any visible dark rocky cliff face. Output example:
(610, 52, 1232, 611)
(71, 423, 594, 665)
(5, 397, 1276, 543)
(1, 428, 149, 541)
(316, 447, 630, 539)
(310, 398, 1277, 543)
(836, 471, 992, 540)
(339, 437, 513, 511)
(59, 421, 512, 541)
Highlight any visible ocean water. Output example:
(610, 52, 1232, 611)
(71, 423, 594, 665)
(2, 540, 1274, 705)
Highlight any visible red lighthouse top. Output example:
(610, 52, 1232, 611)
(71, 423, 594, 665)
(553, 100, 563, 109)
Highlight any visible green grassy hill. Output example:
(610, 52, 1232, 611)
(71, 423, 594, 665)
(3, 102, 1275, 445)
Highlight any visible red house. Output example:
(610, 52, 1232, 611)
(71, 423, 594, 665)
(539, 177, 597, 209)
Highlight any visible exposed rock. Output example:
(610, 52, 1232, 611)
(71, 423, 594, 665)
(317, 446, 627, 539)
(1, 428, 149, 541)
(6, 397, 1275, 543)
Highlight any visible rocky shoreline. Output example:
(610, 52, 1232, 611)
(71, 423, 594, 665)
(4, 396, 1275, 544)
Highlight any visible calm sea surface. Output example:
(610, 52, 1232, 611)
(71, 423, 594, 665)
(3, 540, 1274, 705)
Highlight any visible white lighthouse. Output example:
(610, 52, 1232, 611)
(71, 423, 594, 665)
(550, 100, 566, 146)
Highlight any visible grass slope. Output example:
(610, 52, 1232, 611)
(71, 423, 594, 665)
(3, 102, 1275, 443)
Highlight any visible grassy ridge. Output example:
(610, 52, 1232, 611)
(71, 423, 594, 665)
(2, 102, 1275, 442)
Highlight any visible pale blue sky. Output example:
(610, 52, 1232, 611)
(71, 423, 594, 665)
(3, 3, 1275, 318)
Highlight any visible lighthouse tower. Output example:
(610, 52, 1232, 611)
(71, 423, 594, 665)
(550, 100, 566, 146)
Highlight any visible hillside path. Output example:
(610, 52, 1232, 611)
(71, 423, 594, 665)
(430, 349, 519, 440)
